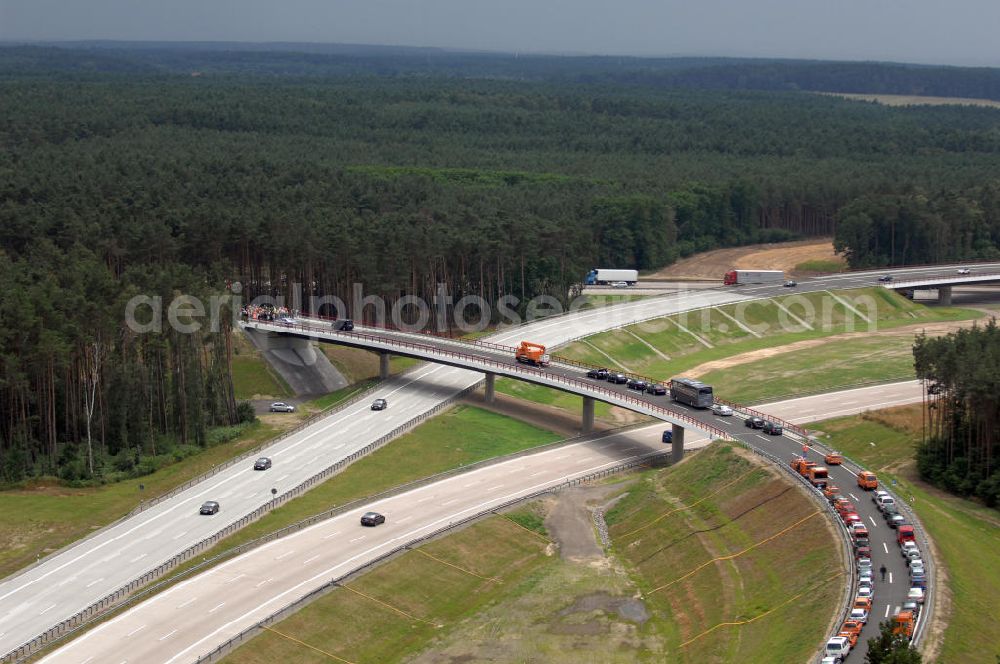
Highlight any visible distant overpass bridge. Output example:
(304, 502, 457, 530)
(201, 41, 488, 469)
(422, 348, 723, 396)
(879, 270, 1000, 305)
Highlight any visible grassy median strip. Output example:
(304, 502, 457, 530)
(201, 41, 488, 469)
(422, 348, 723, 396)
(813, 405, 1000, 664)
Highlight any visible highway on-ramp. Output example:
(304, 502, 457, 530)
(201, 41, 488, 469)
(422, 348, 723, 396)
(37, 381, 925, 663)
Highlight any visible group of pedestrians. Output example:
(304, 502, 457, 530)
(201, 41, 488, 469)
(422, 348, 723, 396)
(241, 304, 293, 321)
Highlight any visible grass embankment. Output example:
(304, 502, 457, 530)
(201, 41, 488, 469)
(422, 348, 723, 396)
(813, 406, 1000, 664)
(505, 288, 979, 410)
(605, 444, 840, 662)
(222, 444, 840, 663)
(796, 259, 847, 273)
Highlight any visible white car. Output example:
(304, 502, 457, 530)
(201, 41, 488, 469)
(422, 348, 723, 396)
(711, 403, 733, 416)
(957, 268, 971, 275)
(849, 607, 869, 624)
(910, 563, 926, 577)
(825, 636, 851, 659)
(610, 281, 630, 288)
(269, 402, 295, 413)
(856, 585, 874, 598)
(907, 587, 925, 604)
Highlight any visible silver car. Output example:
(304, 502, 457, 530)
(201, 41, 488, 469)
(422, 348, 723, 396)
(269, 402, 295, 413)
(711, 403, 733, 416)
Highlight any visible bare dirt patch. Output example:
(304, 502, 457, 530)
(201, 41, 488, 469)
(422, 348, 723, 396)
(544, 484, 630, 563)
(824, 92, 1000, 109)
(646, 239, 842, 281)
(684, 319, 980, 379)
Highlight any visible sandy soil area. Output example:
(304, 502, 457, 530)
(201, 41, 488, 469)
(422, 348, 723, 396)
(646, 239, 843, 281)
(824, 92, 1000, 109)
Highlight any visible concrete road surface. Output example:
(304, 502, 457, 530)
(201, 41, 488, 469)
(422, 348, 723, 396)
(38, 381, 923, 663)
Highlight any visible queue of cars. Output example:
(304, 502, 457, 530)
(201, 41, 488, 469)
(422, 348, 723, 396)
(824, 472, 926, 662)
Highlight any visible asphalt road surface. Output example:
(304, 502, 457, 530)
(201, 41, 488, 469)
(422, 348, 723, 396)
(4, 260, 994, 658)
(38, 381, 924, 663)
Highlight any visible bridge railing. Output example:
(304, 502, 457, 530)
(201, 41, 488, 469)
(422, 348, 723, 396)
(248, 320, 734, 442)
(880, 271, 1000, 288)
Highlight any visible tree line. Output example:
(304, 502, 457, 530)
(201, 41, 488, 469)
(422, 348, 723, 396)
(914, 320, 1000, 506)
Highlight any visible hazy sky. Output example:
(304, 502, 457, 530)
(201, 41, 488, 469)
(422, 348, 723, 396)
(2, 0, 998, 67)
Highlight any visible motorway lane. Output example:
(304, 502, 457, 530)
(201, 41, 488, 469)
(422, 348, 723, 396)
(5, 260, 981, 657)
(38, 381, 925, 663)
(0, 289, 757, 657)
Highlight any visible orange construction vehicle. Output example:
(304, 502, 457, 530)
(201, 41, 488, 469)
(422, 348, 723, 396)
(515, 341, 550, 367)
(838, 623, 861, 648)
(857, 470, 878, 490)
(808, 466, 830, 488)
(823, 485, 841, 501)
(825, 451, 844, 465)
(853, 596, 872, 613)
(791, 457, 817, 477)
(892, 610, 915, 638)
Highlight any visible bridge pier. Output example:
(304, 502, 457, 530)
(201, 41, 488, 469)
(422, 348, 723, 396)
(671, 423, 685, 462)
(582, 396, 595, 434)
(938, 285, 952, 306)
(379, 352, 390, 380)
(484, 373, 496, 404)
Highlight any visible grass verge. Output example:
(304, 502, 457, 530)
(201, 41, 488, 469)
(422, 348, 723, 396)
(812, 405, 1000, 664)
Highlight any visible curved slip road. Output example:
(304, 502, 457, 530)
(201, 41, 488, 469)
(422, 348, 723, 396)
(38, 380, 925, 663)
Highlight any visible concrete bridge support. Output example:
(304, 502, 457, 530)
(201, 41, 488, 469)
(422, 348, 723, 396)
(938, 286, 952, 306)
(379, 352, 391, 380)
(484, 373, 496, 404)
(582, 396, 595, 434)
(671, 423, 685, 462)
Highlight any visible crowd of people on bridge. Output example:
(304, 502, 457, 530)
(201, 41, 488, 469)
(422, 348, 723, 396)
(241, 304, 294, 321)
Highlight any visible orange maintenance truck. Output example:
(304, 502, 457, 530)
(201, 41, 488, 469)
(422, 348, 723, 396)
(808, 466, 830, 489)
(892, 610, 915, 638)
(515, 341, 550, 367)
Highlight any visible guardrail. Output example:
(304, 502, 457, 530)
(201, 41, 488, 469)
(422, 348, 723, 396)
(248, 320, 735, 443)
(1, 379, 483, 664)
(729, 440, 858, 662)
(191, 447, 674, 663)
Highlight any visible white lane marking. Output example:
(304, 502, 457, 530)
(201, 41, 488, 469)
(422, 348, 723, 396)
(255, 578, 272, 588)
(349, 536, 366, 543)
(128, 554, 147, 563)
(578, 456, 594, 462)
(158, 629, 177, 641)
(275, 474, 289, 482)
(81, 658, 93, 664)
(869, 516, 878, 527)
(553, 454, 569, 460)
(416, 496, 434, 503)
(396, 516, 412, 523)
(85, 577, 105, 589)
(303, 555, 320, 565)
(462, 481, 479, 487)
(227, 574, 245, 584)
(208, 602, 226, 613)
(849, 493, 860, 501)
(38, 604, 56, 615)
(528, 471, 546, 478)
(885, 604, 891, 618)
(176, 597, 197, 609)
(889, 572, 893, 584)
(488, 485, 504, 491)
(322, 531, 342, 540)
(883, 543, 889, 554)
(56, 575, 77, 587)
(274, 551, 294, 561)
(441, 499, 458, 506)
(755, 435, 769, 441)
(172, 530, 188, 540)
(126, 625, 146, 637)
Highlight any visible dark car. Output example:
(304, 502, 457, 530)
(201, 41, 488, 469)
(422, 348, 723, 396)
(587, 367, 610, 380)
(253, 457, 272, 471)
(646, 383, 668, 395)
(744, 416, 765, 429)
(371, 398, 388, 411)
(662, 430, 673, 444)
(878, 274, 894, 283)
(887, 514, 908, 529)
(200, 501, 220, 515)
(608, 373, 628, 384)
(762, 421, 783, 435)
(332, 318, 354, 331)
(627, 378, 648, 391)
(784, 280, 797, 288)
(360, 511, 385, 527)
(855, 545, 872, 560)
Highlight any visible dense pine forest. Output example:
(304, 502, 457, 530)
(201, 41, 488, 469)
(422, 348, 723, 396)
(2, 44, 1000, 483)
(915, 322, 1000, 506)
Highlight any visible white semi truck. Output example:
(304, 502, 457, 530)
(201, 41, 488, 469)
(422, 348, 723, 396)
(584, 269, 639, 286)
